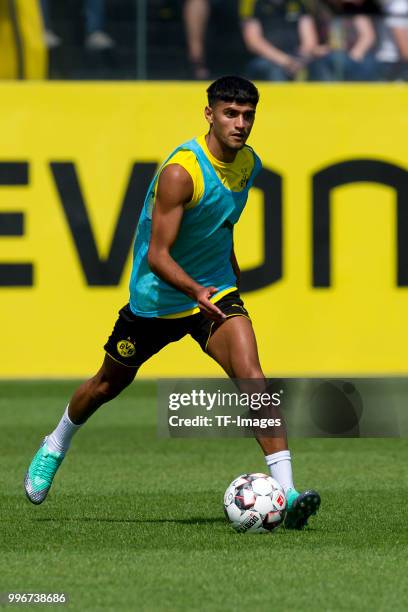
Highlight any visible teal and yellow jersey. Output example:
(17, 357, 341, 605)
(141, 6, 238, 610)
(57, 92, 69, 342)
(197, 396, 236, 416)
(129, 137, 262, 318)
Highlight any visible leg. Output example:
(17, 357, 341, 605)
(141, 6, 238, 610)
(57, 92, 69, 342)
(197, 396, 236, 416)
(246, 56, 291, 81)
(307, 55, 335, 81)
(40, 0, 62, 48)
(206, 315, 288, 455)
(24, 355, 137, 505)
(207, 315, 320, 528)
(327, 50, 348, 81)
(24, 304, 187, 505)
(68, 354, 137, 424)
(40, 0, 51, 29)
(84, 0, 105, 34)
(345, 53, 379, 81)
(355, 53, 379, 81)
(84, 0, 115, 49)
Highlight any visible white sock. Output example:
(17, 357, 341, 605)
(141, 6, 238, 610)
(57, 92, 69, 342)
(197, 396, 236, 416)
(265, 450, 295, 493)
(47, 405, 82, 454)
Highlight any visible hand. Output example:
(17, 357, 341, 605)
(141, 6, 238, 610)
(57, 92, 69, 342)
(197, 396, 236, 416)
(312, 44, 330, 58)
(194, 286, 227, 322)
(191, 60, 210, 80)
(281, 55, 303, 75)
(349, 48, 365, 61)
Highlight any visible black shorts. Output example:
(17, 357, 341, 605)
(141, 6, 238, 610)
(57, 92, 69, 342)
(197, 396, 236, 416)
(104, 290, 250, 369)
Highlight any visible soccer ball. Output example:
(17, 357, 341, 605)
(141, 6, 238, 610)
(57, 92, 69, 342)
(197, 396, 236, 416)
(224, 473, 286, 533)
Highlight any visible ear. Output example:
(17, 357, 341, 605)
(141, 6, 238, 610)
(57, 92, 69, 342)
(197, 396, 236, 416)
(204, 105, 213, 127)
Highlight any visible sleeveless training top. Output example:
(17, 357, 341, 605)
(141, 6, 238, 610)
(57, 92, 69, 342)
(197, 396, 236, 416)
(129, 137, 262, 317)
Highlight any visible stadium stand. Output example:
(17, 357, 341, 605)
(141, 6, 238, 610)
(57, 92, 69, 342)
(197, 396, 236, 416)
(376, 0, 408, 79)
(1, 0, 406, 80)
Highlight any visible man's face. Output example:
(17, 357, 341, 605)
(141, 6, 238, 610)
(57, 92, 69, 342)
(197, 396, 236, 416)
(205, 100, 257, 150)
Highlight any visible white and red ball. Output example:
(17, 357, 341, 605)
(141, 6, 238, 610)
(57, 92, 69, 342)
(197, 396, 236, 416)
(224, 473, 286, 533)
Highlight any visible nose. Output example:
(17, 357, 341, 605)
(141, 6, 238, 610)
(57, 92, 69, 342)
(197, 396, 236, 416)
(236, 114, 245, 129)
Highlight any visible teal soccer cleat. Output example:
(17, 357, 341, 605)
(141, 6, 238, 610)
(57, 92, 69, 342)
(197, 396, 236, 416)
(284, 488, 321, 530)
(24, 437, 65, 505)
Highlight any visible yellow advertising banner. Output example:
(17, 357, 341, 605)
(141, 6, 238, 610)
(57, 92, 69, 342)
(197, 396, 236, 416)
(0, 83, 407, 377)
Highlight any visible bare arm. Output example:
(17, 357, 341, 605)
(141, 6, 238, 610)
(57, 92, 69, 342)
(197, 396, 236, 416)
(392, 25, 408, 60)
(242, 18, 302, 73)
(147, 164, 226, 321)
(183, 0, 210, 77)
(298, 15, 319, 57)
(349, 15, 376, 60)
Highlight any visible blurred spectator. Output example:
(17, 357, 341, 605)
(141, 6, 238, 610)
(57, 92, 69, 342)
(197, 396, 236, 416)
(183, 0, 210, 78)
(241, 0, 328, 81)
(40, 0, 61, 48)
(376, 0, 408, 79)
(40, 0, 115, 50)
(183, 0, 249, 79)
(319, 0, 380, 80)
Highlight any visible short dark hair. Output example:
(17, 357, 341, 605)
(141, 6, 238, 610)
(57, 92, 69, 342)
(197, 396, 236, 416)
(207, 75, 259, 107)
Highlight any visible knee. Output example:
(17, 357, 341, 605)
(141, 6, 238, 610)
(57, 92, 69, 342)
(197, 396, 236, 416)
(236, 365, 265, 387)
(238, 359, 263, 379)
(88, 373, 131, 404)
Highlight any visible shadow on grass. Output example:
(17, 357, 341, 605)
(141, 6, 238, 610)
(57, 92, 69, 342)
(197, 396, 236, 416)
(29, 516, 226, 525)
(23, 516, 320, 532)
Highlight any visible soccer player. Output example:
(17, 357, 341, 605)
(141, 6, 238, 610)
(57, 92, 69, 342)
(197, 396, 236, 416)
(24, 76, 320, 529)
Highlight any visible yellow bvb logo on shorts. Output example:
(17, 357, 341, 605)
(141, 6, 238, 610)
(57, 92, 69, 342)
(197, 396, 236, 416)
(117, 339, 136, 358)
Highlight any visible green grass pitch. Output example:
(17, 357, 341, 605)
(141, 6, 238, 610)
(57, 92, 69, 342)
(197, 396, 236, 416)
(1, 381, 407, 611)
